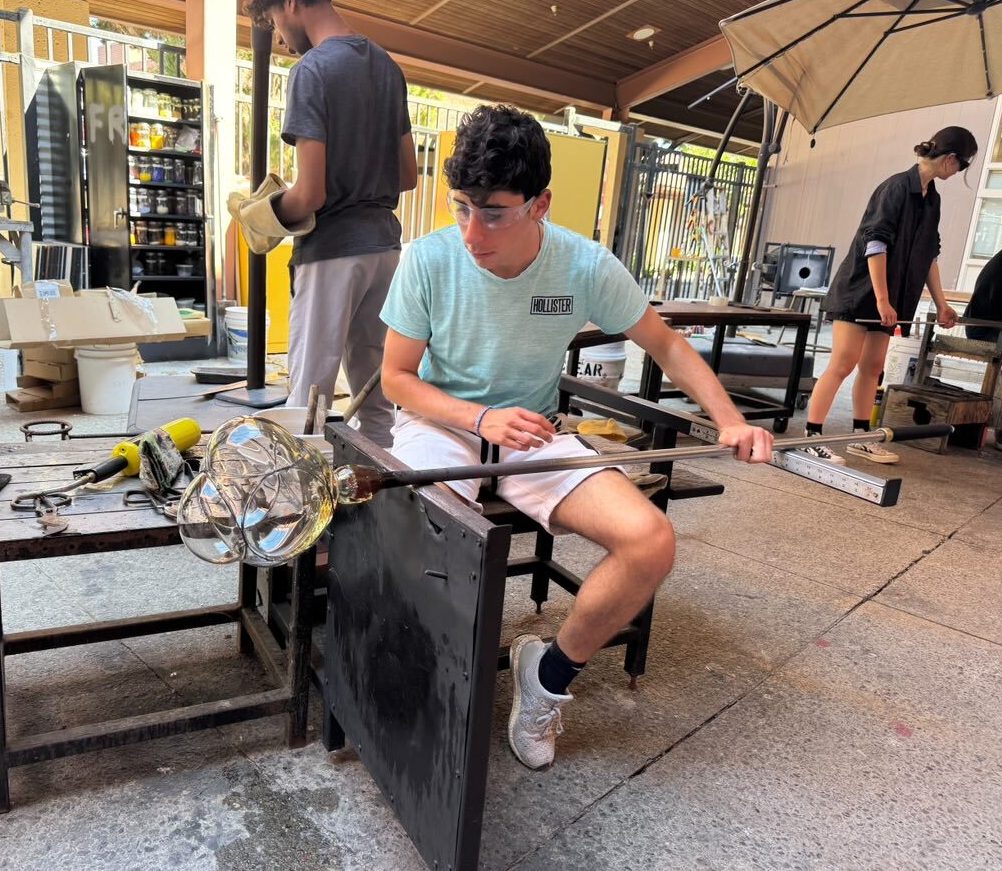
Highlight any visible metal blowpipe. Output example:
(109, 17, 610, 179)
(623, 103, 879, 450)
(856, 317, 1002, 328)
(331, 424, 952, 504)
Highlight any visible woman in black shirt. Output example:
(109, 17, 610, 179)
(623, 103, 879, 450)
(804, 126, 978, 465)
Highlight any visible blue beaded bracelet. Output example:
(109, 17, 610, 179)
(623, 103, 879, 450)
(473, 405, 494, 437)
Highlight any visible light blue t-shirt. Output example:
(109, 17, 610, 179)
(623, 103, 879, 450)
(380, 223, 649, 415)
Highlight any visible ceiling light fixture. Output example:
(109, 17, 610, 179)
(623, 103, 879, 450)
(628, 25, 660, 41)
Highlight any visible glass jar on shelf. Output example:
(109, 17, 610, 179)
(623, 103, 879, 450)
(135, 189, 152, 216)
(129, 122, 150, 149)
(148, 224, 165, 246)
(163, 223, 178, 246)
(149, 123, 166, 151)
(187, 191, 202, 217)
(163, 126, 178, 150)
(128, 155, 140, 184)
(138, 156, 153, 183)
(151, 157, 166, 183)
(171, 96, 184, 121)
(128, 87, 144, 115)
(173, 159, 187, 184)
(154, 191, 170, 216)
(132, 220, 149, 245)
(192, 162, 203, 186)
(128, 188, 139, 216)
(157, 92, 173, 119)
(142, 88, 159, 115)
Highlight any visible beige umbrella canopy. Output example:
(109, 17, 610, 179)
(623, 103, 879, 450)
(720, 0, 1002, 133)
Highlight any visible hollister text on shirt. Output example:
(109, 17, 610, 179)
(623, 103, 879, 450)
(531, 296, 574, 315)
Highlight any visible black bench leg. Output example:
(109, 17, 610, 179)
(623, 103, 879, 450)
(624, 600, 655, 690)
(1, 584, 9, 814)
(286, 548, 313, 748)
(322, 706, 346, 751)
(238, 564, 258, 654)
(530, 531, 553, 614)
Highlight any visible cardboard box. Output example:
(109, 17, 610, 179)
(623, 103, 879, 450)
(0, 291, 186, 348)
(22, 345, 76, 364)
(17, 375, 80, 400)
(183, 316, 212, 338)
(5, 385, 79, 412)
(22, 358, 78, 382)
(14, 279, 75, 299)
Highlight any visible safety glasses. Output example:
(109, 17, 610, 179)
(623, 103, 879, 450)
(446, 192, 536, 230)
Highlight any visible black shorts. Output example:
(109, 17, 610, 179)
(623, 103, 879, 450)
(825, 297, 912, 337)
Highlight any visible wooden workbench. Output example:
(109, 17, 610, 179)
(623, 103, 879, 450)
(0, 438, 313, 812)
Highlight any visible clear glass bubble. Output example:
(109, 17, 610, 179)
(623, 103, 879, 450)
(177, 472, 244, 564)
(177, 416, 336, 567)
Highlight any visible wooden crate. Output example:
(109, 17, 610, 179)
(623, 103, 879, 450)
(879, 384, 993, 453)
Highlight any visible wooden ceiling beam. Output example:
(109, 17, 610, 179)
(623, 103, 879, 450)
(233, 10, 615, 111)
(88, 0, 186, 31)
(616, 34, 733, 111)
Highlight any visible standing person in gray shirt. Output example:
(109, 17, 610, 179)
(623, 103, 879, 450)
(244, 0, 417, 446)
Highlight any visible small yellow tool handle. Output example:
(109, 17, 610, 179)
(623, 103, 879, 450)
(111, 417, 202, 477)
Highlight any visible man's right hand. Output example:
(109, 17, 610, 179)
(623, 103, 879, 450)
(478, 407, 556, 451)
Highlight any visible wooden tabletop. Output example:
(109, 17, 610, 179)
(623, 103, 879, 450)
(570, 300, 811, 348)
(0, 439, 185, 562)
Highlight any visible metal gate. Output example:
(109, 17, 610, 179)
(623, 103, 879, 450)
(614, 138, 756, 301)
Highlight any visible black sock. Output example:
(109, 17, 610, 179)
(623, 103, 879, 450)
(853, 418, 871, 432)
(537, 640, 585, 696)
(805, 422, 824, 436)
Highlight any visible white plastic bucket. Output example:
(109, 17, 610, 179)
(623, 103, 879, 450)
(882, 335, 922, 385)
(0, 348, 19, 391)
(252, 406, 327, 444)
(576, 341, 627, 391)
(225, 306, 270, 362)
(75, 343, 138, 415)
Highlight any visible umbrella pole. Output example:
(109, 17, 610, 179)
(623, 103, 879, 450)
(732, 102, 787, 303)
(217, 25, 288, 409)
(705, 89, 752, 188)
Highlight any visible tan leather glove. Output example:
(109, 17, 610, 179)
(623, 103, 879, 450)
(227, 173, 316, 255)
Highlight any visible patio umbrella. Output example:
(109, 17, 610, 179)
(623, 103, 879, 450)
(720, 0, 1002, 133)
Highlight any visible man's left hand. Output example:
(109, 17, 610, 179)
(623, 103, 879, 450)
(936, 304, 959, 329)
(718, 423, 774, 463)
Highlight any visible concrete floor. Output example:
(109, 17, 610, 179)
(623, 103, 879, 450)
(1, 329, 1001, 870)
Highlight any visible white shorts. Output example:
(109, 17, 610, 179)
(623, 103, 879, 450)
(389, 409, 624, 534)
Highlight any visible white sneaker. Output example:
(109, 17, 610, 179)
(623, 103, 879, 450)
(846, 439, 899, 464)
(508, 635, 571, 770)
(802, 433, 846, 464)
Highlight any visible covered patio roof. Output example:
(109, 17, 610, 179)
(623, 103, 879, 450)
(88, 0, 764, 151)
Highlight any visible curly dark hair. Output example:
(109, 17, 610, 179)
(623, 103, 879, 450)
(443, 105, 551, 202)
(243, 0, 327, 28)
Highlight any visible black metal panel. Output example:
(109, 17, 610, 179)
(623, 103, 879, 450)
(25, 62, 85, 243)
(80, 63, 130, 287)
(324, 424, 510, 871)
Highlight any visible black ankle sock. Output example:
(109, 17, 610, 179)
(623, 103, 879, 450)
(537, 640, 585, 696)
(853, 418, 871, 433)
(805, 422, 824, 436)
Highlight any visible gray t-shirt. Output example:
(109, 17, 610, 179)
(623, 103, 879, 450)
(281, 36, 411, 265)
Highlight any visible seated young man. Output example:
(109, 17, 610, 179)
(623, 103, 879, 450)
(379, 105, 774, 771)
